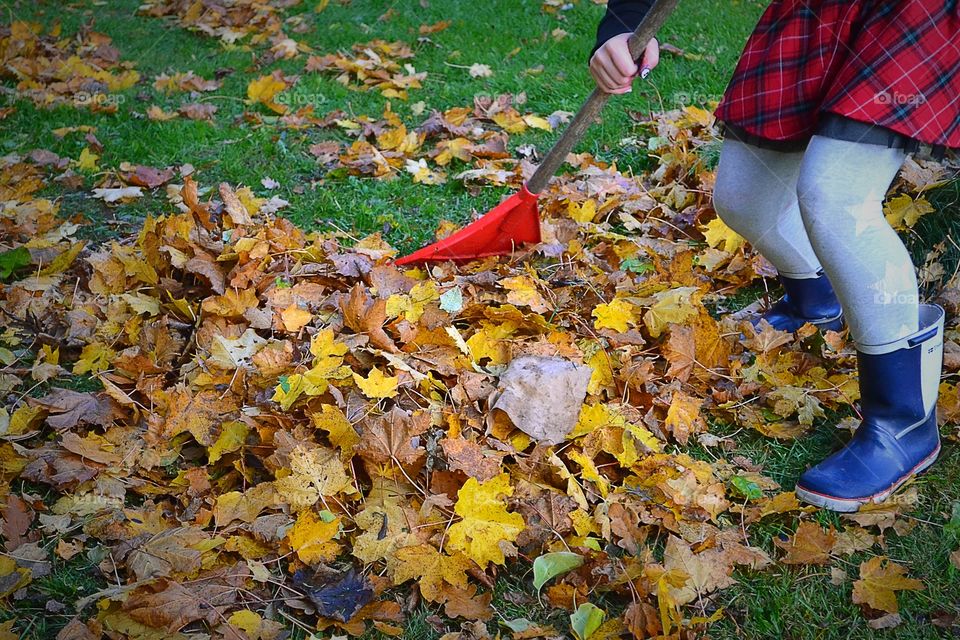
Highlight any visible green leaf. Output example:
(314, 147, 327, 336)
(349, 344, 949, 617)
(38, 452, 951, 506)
(945, 502, 960, 543)
(0, 247, 30, 280)
(533, 551, 583, 591)
(730, 475, 763, 501)
(318, 509, 336, 523)
(570, 602, 604, 640)
(501, 618, 535, 633)
(619, 257, 654, 274)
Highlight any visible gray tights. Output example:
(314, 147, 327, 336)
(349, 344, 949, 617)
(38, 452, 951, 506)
(712, 136, 918, 346)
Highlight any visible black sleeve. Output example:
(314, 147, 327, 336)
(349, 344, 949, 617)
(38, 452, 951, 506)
(590, 0, 654, 59)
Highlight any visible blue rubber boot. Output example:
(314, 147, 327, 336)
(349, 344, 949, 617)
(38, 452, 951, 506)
(796, 304, 945, 512)
(757, 270, 844, 332)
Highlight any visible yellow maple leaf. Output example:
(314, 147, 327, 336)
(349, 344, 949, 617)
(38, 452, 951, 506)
(643, 287, 702, 338)
(76, 147, 99, 172)
(280, 303, 312, 332)
(208, 421, 249, 464)
(884, 194, 934, 229)
(701, 216, 745, 252)
(351, 484, 420, 563)
(568, 450, 609, 498)
(775, 521, 836, 565)
(72, 342, 114, 375)
(405, 158, 446, 185)
(592, 298, 636, 333)
(852, 556, 924, 614)
(389, 544, 472, 601)
(247, 74, 287, 113)
(272, 329, 351, 409)
(433, 137, 473, 165)
(312, 404, 359, 457)
(447, 473, 525, 567)
(572, 403, 620, 438)
(385, 280, 439, 323)
(201, 287, 259, 317)
(353, 366, 399, 399)
(491, 110, 526, 133)
(275, 446, 357, 510)
(286, 509, 340, 564)
(568, 199, 598, 223)
(501, 275, 549, 313)
(582, 340, 614, 395)
(466, 320, 517, 364)
(664, 391, 704, 445)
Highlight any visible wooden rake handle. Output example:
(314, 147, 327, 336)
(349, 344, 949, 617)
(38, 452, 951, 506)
(525, 0, 680, 194)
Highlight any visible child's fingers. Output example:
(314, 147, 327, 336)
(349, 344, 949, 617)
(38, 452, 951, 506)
(608, 40, 639, 79)
(590, 55, 621, 92)
(640, 38, 660, 75)
(593, 50, 632, 89)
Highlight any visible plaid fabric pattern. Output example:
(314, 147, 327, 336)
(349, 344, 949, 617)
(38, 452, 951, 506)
(714, 0, 960, 148)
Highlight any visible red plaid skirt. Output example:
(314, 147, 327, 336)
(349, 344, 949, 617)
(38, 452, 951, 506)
(714, 0, 960, 148)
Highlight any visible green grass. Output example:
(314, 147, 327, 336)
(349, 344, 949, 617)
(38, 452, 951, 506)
(4, 0, 767, 251)
(4, 0, 960, 638)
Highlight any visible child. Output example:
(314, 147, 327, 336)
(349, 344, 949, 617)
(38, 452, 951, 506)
(591, 0, 960, 512)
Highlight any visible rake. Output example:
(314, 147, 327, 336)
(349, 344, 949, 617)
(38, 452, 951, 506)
(396, 0, 680, 266)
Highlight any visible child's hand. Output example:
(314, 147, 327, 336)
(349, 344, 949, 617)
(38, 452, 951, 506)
(589, 33, 659, 94)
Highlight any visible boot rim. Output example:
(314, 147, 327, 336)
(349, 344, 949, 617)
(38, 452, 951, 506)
(795, 443, 940, 512)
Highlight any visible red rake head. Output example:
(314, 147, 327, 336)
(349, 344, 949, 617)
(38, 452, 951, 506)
(395, 184, 541, 266)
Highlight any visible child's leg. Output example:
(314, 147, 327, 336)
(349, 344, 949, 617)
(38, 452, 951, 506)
(795, 136, 916, 345)
(713, 138, 821, 278)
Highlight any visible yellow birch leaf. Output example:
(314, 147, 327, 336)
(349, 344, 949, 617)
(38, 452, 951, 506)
(447, 474, 525, 567)
(228, 610, 262, 636)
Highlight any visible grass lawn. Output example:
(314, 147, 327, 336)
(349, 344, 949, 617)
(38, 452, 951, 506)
(3, 1, 960, 639)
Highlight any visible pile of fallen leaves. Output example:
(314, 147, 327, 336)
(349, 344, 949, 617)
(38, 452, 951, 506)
(306, 40, 427, 100)
(2, 103, 959, 640)
(138, 0, 310, 60)
(305, 93, 564, 184)
(0, 22, 140, 112)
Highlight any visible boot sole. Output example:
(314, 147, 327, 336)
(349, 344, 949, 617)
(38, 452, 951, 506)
(795, 443, 941, 513)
